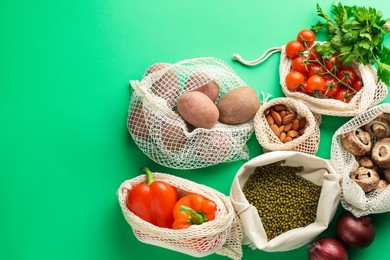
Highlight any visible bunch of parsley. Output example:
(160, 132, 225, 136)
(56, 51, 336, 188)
(311, 3, 390, 85)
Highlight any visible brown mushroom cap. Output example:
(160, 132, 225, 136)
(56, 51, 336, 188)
(371, 138, 390, 169)
(341, 128, 372, 156)
(364, 113, 390, 139)
(383, 169, 390, 183)
(350, 167, 380, 193)
(376, 179, 389, 190)
(357, 156, 375, 168)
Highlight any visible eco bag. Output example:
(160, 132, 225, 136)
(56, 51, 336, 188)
(254, 97, 321, 155)
(117, 172, 244, 259)
(331, 103, 390, 217)
(230, 151, 340, 252)
(233, 43, 387, 117)
(128, 57, 254, 170)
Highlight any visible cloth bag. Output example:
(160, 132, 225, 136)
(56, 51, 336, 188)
(230, 151, 340, 252)
(254, 97, 321, 155)
(128, 57, 254, 170)
(117, 172, 244, 259)
(331, 103, 390, 217)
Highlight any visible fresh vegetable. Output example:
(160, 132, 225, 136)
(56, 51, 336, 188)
(126, 167, 178, 228)
(297, 29, 316, 48)
(307, 75, 326, 94)
(172, 194, 217, 229)
(308, 237, 348, 260)
(311, 3, 390, 85)
(336, 211, 376, 248)
(335, 88, 354, 103)
(285, 71, 305, 91)
(285, 40, 304, 59)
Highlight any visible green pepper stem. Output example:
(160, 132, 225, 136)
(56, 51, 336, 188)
(140, 167, 154, 185)
(180, 205, 207, 225)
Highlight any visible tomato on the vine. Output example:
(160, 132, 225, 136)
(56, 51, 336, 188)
(352, 78, 363, 92)
(291, 56, 309, 74)
(297, 29, 316, 48)
(337, 68, 357, 86)
(308, 63, 327, 77)
(325, 53, 343, 73)
(308, 48, 321, 62)
(285, 40, 304, 59)
(285, 71, 305, 91)
(324, 77, 340, 97)
(335, 88, 354, 103)
(306, 75, 326, 94)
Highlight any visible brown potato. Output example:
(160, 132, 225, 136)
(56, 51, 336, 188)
(159, 121, 188, 151)
(177, 91, 219, 129)
(185, 73, 220, 102)
(144, 63, 180, 107)
(217, 86, 260, 125)
(196, 131, 233, 163)
(127, 103, 150, 139)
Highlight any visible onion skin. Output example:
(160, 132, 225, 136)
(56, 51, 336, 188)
(308, 237, 348, 260)
(308, 238, 348, 260)
(336, 211, 375, 248)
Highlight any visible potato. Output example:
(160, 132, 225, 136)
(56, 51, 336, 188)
(185, 73, 220, 102)
(177, 91, 219, 129)
(217, 86, 260, 125)
(159, 121, 188, 151)
(127, 103, 150, 139)
(196, 131, 233, 163)
(144, 63, 180, 107)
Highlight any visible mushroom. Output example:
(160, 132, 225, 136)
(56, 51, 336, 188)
(376, 179, 389, 190)
(371, 138, 390, 169)
(350, 167, 380, 193)
(363, 113, 390, 139)
(383, 168, 390, 183)
(340, 128, 372, 156)
(357, 156, 375, 169)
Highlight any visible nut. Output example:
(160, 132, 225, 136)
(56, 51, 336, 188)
(271, 111, 282, 126)
(283, 113, 296, 125)
(266, 114, 274, 125)
(270, 124, 280, 137)
(292, 119, 300, 131)
(274, 104, 287, 111)
(299, 117, 307, 129)
(279, 132, 287, 142)
(288, 130, 299, 138)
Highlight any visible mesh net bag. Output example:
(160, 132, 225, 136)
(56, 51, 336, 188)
(254, 97, 321, 155)
(117, 172, 244, 259)
(331, 103, 390, 217)
(128, 57, 254, 169)
(230, 151, 340, 252)
(279, 43, 388, 117)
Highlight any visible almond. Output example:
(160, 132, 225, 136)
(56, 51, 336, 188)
(270, 124, 280, 137)
(292, 119, 300, 131)
(271, 110, 282, 126)
(299, 128, 305, 135)
(279, 132, 287, 142)
(279, 110, 287, 119)
(288, 130, 299, 138)
(299, 117, 307, 129)
(266, 114, 274, 125)
(278, 125, 285, 133)
(274, 104, 287, 111)
(284, 136, 293, 143)
(283, 122, 292, 132)
(283, 113, 296, 125)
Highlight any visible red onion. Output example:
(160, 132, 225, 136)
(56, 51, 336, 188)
(336, 211, 375, 248)
(308, 237, 348, 260)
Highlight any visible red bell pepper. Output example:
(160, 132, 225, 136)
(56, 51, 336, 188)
(126, 167, 178, 228)
(172, 194, 217, 229)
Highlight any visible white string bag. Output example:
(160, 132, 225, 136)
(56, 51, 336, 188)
(128, 57, 254, 169)
(117, 172, 244, 259)
(331, 103, 390, 217)
(254, 96, 321, 155)
(230, 151, 341, 252)
(234, 43, 387, 117)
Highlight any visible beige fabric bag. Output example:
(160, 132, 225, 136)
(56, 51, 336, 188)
(128, 57, 254, 170)
(117, 172, 244, 259)
(230, 151, 340, 252)
(254, 97, 321, 155)
(331, 103, 390, 217)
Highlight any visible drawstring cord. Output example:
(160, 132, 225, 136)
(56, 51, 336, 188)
(233, 47, 282, 66)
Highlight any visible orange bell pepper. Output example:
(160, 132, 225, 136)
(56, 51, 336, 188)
(126, 167, 178, 228)
(172, 194, 217, 229)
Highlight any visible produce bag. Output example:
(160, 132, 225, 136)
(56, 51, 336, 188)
(278, 43, 388, 117)
(117, 172, 244, 259)
(331, 103, 390, 217)
(254, 97, 321, 155)
(128, 57, 254, 169)
(230, 151, 340, 252)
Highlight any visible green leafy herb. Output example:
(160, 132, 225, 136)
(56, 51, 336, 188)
(311, 2, 390, 85)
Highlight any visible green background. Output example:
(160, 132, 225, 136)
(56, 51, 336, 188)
(1, 0, 390, 259)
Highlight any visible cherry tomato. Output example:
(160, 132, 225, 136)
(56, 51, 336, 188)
(308, 63, 327, 77)
(285, 71, 305, 91)
(291, 56, 309, 74)
(297, 29, 316, 48)
(335, 88, 354, 103)
(337, 68, 357, 86)
(308, 48, 321, 62)
(325, 53, 343, 72)
(352, 78, 363, 92)
(306, 75, 326, 94)
(324, 77, 340, 98)
(285, 40, 304, 59)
